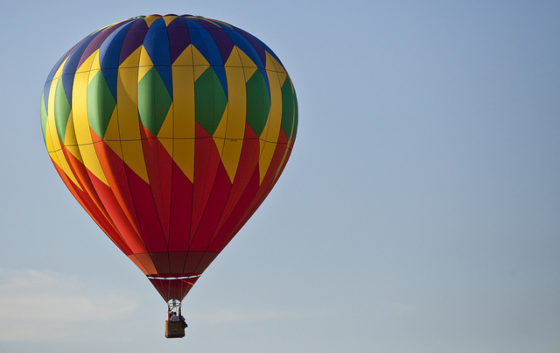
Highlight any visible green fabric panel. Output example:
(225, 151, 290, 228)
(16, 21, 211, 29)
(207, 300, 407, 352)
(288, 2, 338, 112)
(280, 77, 294, 139)
(54, 80, 71, 144)
(138, 67, 172, 136)
(245, 70, 270, 136)
(87, 72, 116, 138)
(194, 67, 227, 135)
(293, 91, 298, 141)
(40, 92, 48, 145)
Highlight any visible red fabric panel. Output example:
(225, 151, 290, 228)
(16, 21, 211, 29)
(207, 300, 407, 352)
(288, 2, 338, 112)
(51, 158, 132, 255)
(87, 168, 146, 253)
(90, 129, 143, 236)
(167, 162, 193, 251)
(191, 248, 218, 274)
(124, 160, 168, 253)
(271, 135, 295, 188)
(209, 168, 260, 252)
(140, 126, 173, 245)
(190, 123, 220, 242)
(232, 131, 291, 240)
(93, 132, 167, 253)
(184, 251, 217, 273)
(92, 139, 154, 254)
(213, 123, 260, 237)
(148, 276, 198, 302)
(60, 145, 116, 235)
(128, 253, 157, 274)
(189, 162, 232, 250)
(168, 251, 188, 273)
(267, 129, 289, 182)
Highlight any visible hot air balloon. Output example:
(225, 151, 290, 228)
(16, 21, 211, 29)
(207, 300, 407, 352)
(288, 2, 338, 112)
(40, 14, 297, 337)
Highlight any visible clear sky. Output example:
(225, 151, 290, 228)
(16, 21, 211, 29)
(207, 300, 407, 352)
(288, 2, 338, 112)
(1, 0, 559, 352)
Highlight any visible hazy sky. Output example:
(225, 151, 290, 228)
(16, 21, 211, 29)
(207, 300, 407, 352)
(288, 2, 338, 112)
(1, 1, 559, 352)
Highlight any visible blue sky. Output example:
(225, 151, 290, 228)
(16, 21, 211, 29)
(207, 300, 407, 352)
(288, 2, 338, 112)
(1, 0, 559, 352)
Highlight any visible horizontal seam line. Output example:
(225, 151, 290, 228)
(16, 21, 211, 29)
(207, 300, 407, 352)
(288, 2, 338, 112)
(48, 67, 286, 81)
(47, 136, 286, 153)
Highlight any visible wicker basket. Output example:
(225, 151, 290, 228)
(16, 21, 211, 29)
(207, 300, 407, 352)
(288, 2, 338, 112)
(165, 320, 185, 338)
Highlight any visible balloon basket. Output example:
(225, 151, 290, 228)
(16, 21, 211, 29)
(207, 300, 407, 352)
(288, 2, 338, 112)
(165, 320, 185, 338)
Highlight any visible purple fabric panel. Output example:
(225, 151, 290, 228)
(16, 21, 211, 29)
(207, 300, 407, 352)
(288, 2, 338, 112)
(191, 18, 234, 63)
(232, 25, 267, 67)
(167, 17, 190, 63)
(77, 20, 131, 67)
(119, 19, 149, 64)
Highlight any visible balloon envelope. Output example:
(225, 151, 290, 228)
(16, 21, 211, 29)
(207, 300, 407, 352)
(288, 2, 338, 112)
(40, 14, 297, 302)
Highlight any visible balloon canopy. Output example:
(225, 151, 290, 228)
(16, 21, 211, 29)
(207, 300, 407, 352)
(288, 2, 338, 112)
(40, 14, 297, 302)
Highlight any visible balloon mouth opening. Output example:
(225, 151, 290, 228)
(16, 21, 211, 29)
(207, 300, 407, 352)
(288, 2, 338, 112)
(148, 274, 202, 302)
(147, 274, 201, 280)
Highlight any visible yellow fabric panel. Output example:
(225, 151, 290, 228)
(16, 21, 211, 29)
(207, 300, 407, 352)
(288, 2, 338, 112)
(44, 81, 58, 154)
(46, 99, 63, 154)
(120, 139, 149, 183)
(63, 112, 83, 162)
(278, 71, 288, 87)
(89, 51, 101, 78)
(183, 45, 211, 80)
(270, 54, 288, 86)
(45, 59, 66, 152)
(192, 45, 209, 67)
(173, 45, 193, 66)
(157, 104, 174, 157)
(138, 45, 153, 81)
(103, 108, 120, 141)
(172, 44, 208, 79)
(267, 51, 289, 102)
(71, 51, 109, 185)
(273, 140, 292, 183)
(144, 15, 160, 27)
(243, 66, 257, 81)
(171, 55, 196, 139)
(48, 116, 82, 190)
(163, 15, 177, 26)
(47, 150, 74, 188)
(171, 56, 196, 182)
(120, 46, 142, 68)
(157, 103, 174, 139)
(272, 78, 297, 182)
(219, 139, 245, 182)
(117, 56, 149, 183)
(214, 53, 248, 182)
(48, 127, 81, 189)
(223, 53, 247, 140)
(258, 52, 284, 182)
(226, 46, 242, 67)
(172, 139, 195, 182)
(76, 50, 95, 73)
(237, 49, 257, 80)
(213, 107, 245, 183)
(239, 48, 257, 68)
(213, 106, 228, 153)
(237, 49, 257, 82)
(103, 109, 124, 160)
(54, 148, 81, 188)
(44, 118, 56, 153)
(72, 55, 96, 143)
(117, 52, 141, 138)
(45, 59, 81, 189)
(194, 66, 208, 81)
